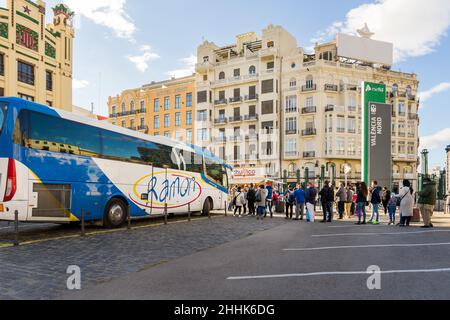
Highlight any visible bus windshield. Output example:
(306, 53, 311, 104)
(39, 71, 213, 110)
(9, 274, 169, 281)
(0, 103, 7, 136)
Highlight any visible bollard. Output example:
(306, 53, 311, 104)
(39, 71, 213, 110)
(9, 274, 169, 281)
(13, 210, 19, 247)
(225, 201, 227, 217)
(127, 205, 131, 230)
(188, 203, 191, 222)
(164, 203, 168, 225)
(81, 208, 85, 236)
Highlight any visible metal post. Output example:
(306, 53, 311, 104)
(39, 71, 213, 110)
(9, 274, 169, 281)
(225, 201, 227, 217)
(13, 210, 19, 247)
(127, 205, 131, 230)
(188, 203, 191, 222)
(81, 208, 85, 236)
(164, 203, 168, 225)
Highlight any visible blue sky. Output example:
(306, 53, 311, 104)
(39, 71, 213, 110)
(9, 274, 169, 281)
(2, 0, 450, 167)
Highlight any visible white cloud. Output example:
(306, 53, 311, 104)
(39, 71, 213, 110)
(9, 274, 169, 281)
(127, 45, 160, 73)
(64, 0, 136, 40)
(419, 82, 450, 102)
(421, 128, 450, 151)
(73, 79, 90, 89)
(167, 55, 196, 79)
(313, 0, 450, 62)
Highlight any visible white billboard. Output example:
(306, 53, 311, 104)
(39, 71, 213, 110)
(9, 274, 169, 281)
(337, 33, 393, 66)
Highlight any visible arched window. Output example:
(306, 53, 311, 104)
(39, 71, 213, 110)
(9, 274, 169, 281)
(121, 103, 126, 114)
(392, 84, 398, 93)
(219, 71, 225, 80)
(406, 85, 412, 97)
(288, 163, 296, 175)
(130, 100, 135, 113)
(249, 66, 256, 75)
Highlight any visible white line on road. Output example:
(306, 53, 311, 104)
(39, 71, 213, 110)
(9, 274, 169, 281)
(312, 230, 450, 238)
(227, 268, 450, 281)
(284, 242, 450, 251)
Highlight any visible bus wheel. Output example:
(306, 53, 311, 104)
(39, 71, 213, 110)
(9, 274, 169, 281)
(104, 199, 127, 229)
(201, 198, 212, 216)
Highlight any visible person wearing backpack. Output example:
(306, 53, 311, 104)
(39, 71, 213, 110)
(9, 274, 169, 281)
(265, 183, 274, 219)
(246, 184, 256, 216)
(319, 181, 335, 223)
(388, 189, 398, 225)
(255, 185, 268, 221)
(368, 181, 382, 225)
(285, 185, 296, 220)
(233, 187, 245, 218)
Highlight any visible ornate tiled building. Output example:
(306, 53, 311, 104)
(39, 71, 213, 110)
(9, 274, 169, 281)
(0, 0, 74, 111)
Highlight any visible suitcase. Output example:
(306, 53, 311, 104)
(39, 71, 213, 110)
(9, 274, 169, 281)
(412, 207, 421, 223)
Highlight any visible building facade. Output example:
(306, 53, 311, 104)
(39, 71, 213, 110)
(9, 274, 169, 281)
(195, 25, 420, 187)
(108, 76, 196, 144)
(0, 1, 74, 111)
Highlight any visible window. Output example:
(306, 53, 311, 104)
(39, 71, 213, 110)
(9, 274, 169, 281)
(18, 61, 35, 85)
(267, 41, 274, 48)
(197, 128, 207, 142)
(267, 61, 274, 70)
(348, 117, 356, 133)
(262, 121, 274, 134)
(285, 96, 297, 113)
(121, 120, 126, 127)
(219, 72, 225, 80)
(186, 93, 193, 107)
(286, 117, 297, 132)
(205, 157, 227, 187)
(175, 130, 181, 141)
(348, 138, 356, 155)
(175, 112, 181, 126)
(164, 114, 170, 128)
(336, 137, 345, 155)
(130, 119, 135, 129)
(186, 129, 193, 142)
(197, 91, 207, 103)
(203, 56, 209, 62)
(285, 139, 297, 153)
(306, 75, 314, 89)
(164, 97, 170, 110)
(306, 97, 313, 108)
(130, 101, 135, 113)
(154, 116, 159, 129)
(337, 116, 345, 133)
(140, 118, 145, 128)
(398, 102, 406, 116)
(175, 95, 181, 109)
(233, 69, 240, 77)
(197, 110, 207, 122)
(18, 93, 34, 101)
(0, 54, 4, 76)
(164, 132, 170, 138)
(154, 99, 160, 112)
(46, 71, 53, 91)
(261, 100, 274, 115)
(186, 111, 192, 125)
(289, 78, 296, 88)
(261, 79, 274, 94)
(203, 75, 208, 81)
(262, 142, 273, 156)
(249, 66, 256, 75)
(320, 51, 333, 61)
(140, 100, 145, 112)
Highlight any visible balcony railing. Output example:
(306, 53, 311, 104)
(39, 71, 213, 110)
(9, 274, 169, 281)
(303, 151, 315, 158)
(285, 129, 298, 135)
(408, 113, 419, 120)
(245, 134, 258, 141)
(229, 96, 243, 104)
(214, 99, 227, 106)
(348, 106, 357, 112)
(336, 128, 345, 133)
(302, 106, 317, 114)
(244, 114, 259, 121)
(109, 113, 118, 118)
(324, 84, 338, 92)
(138, 125, 148, 131)
(325, 105, 335, 112)
(301, 84, 317, 92)
(348, 129, 356, 134)
(302, 128, 317, 136)
(228, 116, 243, 123)
(244, 94, 259, 101)
(214, 117, 228, 124)
(285, 151, 299, 157)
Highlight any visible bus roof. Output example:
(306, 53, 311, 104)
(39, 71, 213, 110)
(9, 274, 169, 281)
(0, 97, 231, 168)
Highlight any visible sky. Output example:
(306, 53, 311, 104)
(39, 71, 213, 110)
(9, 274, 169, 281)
(1, 0, 450, 168)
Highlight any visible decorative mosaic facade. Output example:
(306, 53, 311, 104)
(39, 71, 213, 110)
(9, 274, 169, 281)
(16, 23, 39, 51)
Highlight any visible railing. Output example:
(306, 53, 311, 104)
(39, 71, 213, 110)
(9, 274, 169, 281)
(244, 114, 259, 121)
(336, 128, 345, 133)
(138, 109, 146, 114)
(348, 129, 356, 134)
(229, 96, 243, 103)
(348, 106, 357, 112)
(244, 94, 259, 101)
(303, 151, 315, 158)
(214, 99, 227, 106)
(324, 84, 338, 92)
(302, 128, 317, 136)
(285, 129, 298, 135)
(408, 113, 419, 120)
(138, 125, 148, 131)
(302, 106, 317, 114)
(301, 84, 317, 92)
(214, 118, 227, 124)
(398, 112, 406, 117)
(285, 151, 299, 157)
(245, 134, 258, 141)
(325, 105, 335, 112)
(228, 116, 243, 123)
(109, 113, 118, 118)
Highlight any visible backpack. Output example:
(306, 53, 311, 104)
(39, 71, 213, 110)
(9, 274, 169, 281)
(288, 191, 296, 204)
(232, 196, 237, 206)
(255, 191, 262, 203)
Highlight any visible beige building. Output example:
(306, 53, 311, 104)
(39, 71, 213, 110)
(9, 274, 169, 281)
(108, 76, 195, 144)
(0, 1, 74, 111)
(196, 25, 420, 187)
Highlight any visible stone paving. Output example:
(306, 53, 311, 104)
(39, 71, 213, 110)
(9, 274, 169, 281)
(0, 215, 288, 300)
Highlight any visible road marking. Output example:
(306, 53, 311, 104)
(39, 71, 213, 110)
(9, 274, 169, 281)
(284, 242, 450, 251)
(312, 230, 450, 238)
(227, 267, 450, 281)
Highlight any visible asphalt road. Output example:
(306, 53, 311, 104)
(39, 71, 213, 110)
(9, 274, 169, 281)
(61, 213, 450, 300)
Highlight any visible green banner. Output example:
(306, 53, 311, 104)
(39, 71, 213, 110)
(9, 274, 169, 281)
(361, 82, 386, 184)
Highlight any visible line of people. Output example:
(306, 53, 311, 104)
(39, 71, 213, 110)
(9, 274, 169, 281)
(229, 177, 437, 228)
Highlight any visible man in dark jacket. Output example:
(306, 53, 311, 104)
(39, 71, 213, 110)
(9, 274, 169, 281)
(246, 184, 256, 216)
(418, 178, 437, 228)
(319, 181, 335, 223)
(369, 181, 382, 225)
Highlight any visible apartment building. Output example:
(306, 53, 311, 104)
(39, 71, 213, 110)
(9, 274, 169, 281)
(195, 24, 420, 187)
(108, 75, 195, 144)
(0, 1, 74, 111)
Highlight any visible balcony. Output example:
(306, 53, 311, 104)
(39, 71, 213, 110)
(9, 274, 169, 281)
(285, 129, 298, 135)
(398, 112, 406, 117)
(301, 84, 317, 92)
(244, 114, 259, 121)
(228, 116, 243, 123)
(245, 154, 258, 161)
(302, 106, 316, 114)
(245, 134, 258, 141)
(336, 128, 345, 133)
(214, 99, 227, 106)
(325, 105, 335, 112)
(229, 96, 243, 104)
(259, 47, 278, 58)
(195, 61, 214, 72)
(324, 84, 338, 92)
(229, 135, 243, 142)
(348, 106, 357, 113)
(138, 109, 146, 114)
(128, 126, 136, 131)
(214, 117, 228, 125)
(109, 113, 118, 118)
(303, 151, 315, 158)
(348, 129, 356, 134)
(285, 151, 299, 158)
(408, 113, 419, 120)
(302, 128, 317, 136)
(244, 94, 259, 101)
(212, 137, 227, 143)
(408, 95, 416, 101)
(138, 125, 148, 131)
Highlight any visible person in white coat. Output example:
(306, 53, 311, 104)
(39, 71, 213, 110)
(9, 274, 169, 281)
(398, 179, 414, 227)
(233, 187, 246, 218)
